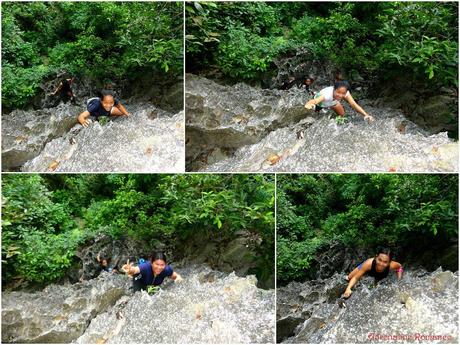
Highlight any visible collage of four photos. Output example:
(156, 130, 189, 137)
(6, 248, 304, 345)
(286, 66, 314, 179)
(1, 1, 458, 344)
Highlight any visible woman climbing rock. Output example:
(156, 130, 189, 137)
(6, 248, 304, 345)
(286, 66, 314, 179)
(122, 251, 182, 293)
(77, 89, 130, 127)
(304, 80, 374, 123)
(342, 247, 403, 298)
(52, 75, 76, 104)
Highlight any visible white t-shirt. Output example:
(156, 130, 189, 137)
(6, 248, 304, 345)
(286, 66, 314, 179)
(316, 86, 350, 108)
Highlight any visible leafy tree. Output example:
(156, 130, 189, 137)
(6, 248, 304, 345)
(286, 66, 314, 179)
(2, 174, 275, 287)
(277, 174, 458, 284)
(2, 2, 183, 110)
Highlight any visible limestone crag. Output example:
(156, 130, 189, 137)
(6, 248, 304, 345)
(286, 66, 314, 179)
(277, 268, 458, 343)
(185, 73, 317, 170)
(2, 103, 81, 170)
(186, 75, 457, 172)
(21, 103, 184, 172)
(75, 265, 275, 344)
(2, 273, 131, 343)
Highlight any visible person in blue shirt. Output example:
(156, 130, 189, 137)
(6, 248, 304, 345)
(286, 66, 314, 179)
(77, 89, 130, 127)
(122, 252, 182, 292)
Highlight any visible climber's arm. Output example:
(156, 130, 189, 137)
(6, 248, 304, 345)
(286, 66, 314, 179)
(305, 94, 325, 110)
(115, 102, 130, 116)
(343, 259, 372, 298)
(122, 260, 140, 276)
(78, 110, 91, 127)
(391, 261, 403, 280)
(171, 272, 183, 282)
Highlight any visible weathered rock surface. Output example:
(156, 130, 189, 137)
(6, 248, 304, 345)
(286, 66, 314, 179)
(18, 103, 184, 172)
(185, 73, 315, 170)
(278, 268, 458, 343)
(74, 234, 155, 282)
(75, 265, 275, 344)
(1, 103, 81, 170)
(374, 78, 458, 136)
(186, 75, 458, 172)
(2, 273, 131, 343)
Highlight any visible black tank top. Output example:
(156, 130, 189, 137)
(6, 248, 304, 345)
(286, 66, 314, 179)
(61, 79, 72, 93)
(367, 258, 390, 281)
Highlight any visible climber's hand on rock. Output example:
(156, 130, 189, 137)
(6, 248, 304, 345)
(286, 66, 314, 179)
(342, 289, 352, 299)
(305, 103, 315, 110)
(79, 117, 91, 127)
(364, 114, 374, 123)
(174, 274, 183, 283)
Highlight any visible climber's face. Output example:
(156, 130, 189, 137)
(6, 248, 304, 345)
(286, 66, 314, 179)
(101, 259, 108, 267)
(152, 259, 166, 275)
(333, 86, 348, 101)
(305, 78, 313, 86)
(375, 254, 390, 272)
(101, 95, 115, 112)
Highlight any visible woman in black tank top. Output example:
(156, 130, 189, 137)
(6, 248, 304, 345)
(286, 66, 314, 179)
(342, 248, 403, 299)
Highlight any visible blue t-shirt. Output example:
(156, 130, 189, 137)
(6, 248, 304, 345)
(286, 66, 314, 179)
(86, 97, 119, 118)
(138, 262, 173, 286)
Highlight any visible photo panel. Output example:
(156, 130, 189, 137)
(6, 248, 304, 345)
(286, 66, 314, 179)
(184, 2, 458, 173)
(2, 1, 185, 173)
(276, 173, 458, 343)
(1, 173, 276, 343)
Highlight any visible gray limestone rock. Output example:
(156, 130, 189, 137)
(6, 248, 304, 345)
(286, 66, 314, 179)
(2, 103, 81, 170)
(186, 75, 458, 172)
(75, 265, 275, 344)
(2, 274, 131, 343)
(21, 103, 184, 172)
(277, 269, 458, 343)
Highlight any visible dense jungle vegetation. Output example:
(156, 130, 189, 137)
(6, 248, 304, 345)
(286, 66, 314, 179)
(1, 174, 275, 286)
(2, 1, 183, 110)
(186, 2, 458, 88)
(277, 174, 458, 284)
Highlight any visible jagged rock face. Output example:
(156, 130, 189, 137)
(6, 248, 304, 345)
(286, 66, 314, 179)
(270, 48, 339, 90)
(374, 78, 458, 136)
(75, 234, 156, 281)
(176, 230, 274, 289)
(186, 77, 457, 172)
(1, 103, 82, 170)
(277, 268, 458, 344)
(185, 74, 316, 170)
(1, 266, 275, 344)
(75, 265, 275, 344)
(18, 103, 184, 172)
(1, 274, 131, 343)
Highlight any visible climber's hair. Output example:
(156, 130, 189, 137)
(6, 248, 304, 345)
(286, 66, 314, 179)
(150, 251, 167, 264)
(98, 89, 116, 101)
(333, 80, 350, 91)
(376, 247, 393, 261)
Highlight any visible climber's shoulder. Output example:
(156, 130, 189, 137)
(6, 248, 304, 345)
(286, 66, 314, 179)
(389, 261, 402, 270)
(361, 258, 373, 271)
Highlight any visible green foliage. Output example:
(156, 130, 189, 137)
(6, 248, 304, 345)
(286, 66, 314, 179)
(2, 174, 274, 286)
(290, 3, 377, 72)
(2, 175, 78, 283)
(2, 2, 183, 109)
(186, 2, 285, 79)
(277, 174, 458, 285)
(375, 2, 458, 87)
(187, 2, 457, 89)
(217, 25, 287, 79)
